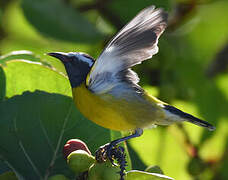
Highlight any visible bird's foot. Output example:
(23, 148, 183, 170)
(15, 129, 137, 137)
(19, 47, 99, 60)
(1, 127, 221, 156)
(95, 143, 127, 179)
(95, 142, 120, 165)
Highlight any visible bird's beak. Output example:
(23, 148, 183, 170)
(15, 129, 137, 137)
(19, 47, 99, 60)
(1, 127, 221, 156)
(47, 52, 69, 62)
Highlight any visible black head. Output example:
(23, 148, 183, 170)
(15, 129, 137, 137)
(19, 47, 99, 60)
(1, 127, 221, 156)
(48, 52, 95, 88)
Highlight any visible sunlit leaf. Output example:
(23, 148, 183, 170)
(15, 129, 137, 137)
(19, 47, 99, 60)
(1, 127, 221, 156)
(0, 50, 42, 65)
(2, 60, 70, 98)
(126, 170, 173, 180)
(129, 127, 191, 180)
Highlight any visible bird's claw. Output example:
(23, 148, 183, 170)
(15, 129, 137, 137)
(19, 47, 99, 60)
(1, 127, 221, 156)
(95, 143, 127, 180)
(95, 142, 118, 165)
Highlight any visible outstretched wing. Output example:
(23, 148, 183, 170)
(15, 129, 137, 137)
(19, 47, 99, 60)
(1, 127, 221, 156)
(86, 6, 168, 94)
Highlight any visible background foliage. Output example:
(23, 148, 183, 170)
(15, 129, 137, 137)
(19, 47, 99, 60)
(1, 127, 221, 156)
(0, 0, 228, 179)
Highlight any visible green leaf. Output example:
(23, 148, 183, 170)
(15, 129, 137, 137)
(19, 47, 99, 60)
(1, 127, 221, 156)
(0, 171, 17, 180)
(2, 60, 71, 98)
(0, 90, 110, 179)
(126, 170, 173, 180)
(127, 142, 146, 171)
(21, 0, 103, 43)
(0, 66, 6, 101)
(0, 50, 66, 76)
(110, 0, 172, 24)
(129, 127, 191, 179)
(0, 50, 43, 66)
(145, 165, 164, 175)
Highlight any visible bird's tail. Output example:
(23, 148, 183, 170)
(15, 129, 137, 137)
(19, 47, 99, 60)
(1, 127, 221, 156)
(163, 105, 216, 131)
(186, 116, 215, 131)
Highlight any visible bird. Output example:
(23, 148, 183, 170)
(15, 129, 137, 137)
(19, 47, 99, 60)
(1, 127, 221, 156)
(48, 5, 215, 162)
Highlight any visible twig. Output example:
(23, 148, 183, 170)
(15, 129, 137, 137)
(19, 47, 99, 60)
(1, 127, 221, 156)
(206, 41, 228, 78)
(167, 0, 197, 31)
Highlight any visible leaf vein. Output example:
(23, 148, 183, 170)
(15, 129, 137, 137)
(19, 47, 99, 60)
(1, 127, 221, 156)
(13, 116, 43, 179)
(44, 102, 73, 179)
(38, 113, 55, 151)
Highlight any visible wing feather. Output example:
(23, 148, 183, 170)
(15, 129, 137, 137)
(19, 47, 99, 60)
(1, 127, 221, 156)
(87, 6, 168, 94)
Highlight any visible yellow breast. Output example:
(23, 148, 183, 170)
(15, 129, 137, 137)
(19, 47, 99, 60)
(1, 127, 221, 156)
(72, 83, 164, 131)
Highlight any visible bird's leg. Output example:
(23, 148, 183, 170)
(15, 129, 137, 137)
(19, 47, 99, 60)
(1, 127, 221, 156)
(95, 128, 143, 164)
(95, 128, 143, 180)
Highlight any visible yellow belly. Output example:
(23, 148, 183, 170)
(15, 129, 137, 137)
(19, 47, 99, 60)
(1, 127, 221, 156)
(72, 83, 164, 131)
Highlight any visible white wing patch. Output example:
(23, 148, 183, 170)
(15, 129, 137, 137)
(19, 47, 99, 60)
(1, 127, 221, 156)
(86, 6, 168, 94)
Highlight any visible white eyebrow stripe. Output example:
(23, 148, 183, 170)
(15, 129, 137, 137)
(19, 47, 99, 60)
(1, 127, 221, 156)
(78, 55, 94, 66)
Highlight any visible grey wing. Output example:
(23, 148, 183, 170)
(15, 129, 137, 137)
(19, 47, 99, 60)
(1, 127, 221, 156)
(86, 6, 168, 94)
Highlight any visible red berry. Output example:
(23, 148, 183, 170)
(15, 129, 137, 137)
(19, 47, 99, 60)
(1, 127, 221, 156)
(63, 139, 91, 159)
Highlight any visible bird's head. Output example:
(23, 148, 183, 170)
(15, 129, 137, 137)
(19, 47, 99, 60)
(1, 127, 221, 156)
(48, 52, 95, 88)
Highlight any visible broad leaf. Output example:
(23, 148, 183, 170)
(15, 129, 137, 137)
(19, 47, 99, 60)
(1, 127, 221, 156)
(0, 50, 67, 77)
(1, 60, 71, 98)
(0, 50, 44, 66)
(126, 170, 173, 180)
(21, 0, 103, 43)
(0, 90, 110, 179)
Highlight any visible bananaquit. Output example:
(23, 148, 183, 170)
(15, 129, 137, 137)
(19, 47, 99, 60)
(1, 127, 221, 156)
(48, 5, 215, 162)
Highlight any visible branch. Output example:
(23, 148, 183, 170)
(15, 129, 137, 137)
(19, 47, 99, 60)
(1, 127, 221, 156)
(167, 0, 197, 32)
(206, 41, 228, 78)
